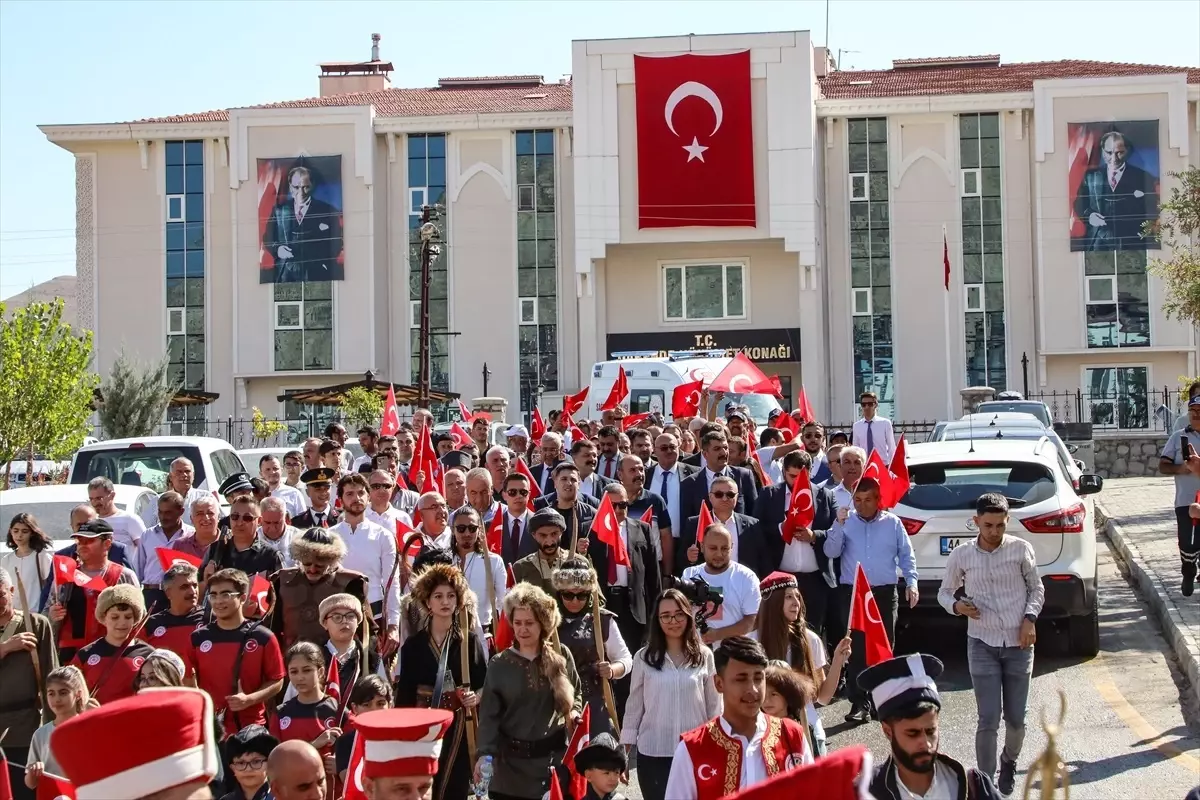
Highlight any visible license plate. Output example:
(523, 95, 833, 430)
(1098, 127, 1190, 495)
(940, 537, 969, 556)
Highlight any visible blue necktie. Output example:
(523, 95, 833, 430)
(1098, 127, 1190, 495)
(866, 421, 875, 455)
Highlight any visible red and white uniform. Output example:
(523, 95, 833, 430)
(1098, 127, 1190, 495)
(666, 713, 812, 800)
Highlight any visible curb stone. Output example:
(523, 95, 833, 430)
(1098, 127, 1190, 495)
(1098, 501, 1200, 710)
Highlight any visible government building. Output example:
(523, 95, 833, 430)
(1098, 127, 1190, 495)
(39, 31, 1200, 431)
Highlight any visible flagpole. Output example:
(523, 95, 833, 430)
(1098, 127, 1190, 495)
(942, 224, 956, 420)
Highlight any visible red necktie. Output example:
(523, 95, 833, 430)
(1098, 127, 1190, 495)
(604, 458, 613, 478)
(509, 519, 522, 556)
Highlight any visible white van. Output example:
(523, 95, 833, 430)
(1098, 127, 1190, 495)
(587, 350, 783, 425)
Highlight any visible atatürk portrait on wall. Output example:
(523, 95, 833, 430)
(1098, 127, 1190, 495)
(258, 155, 345, 283)
(1068, 120, 1160, 252)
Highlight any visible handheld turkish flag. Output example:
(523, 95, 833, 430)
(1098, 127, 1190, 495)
(862, 449, 897, 509)
(672, 379, 704, 417)
(797, 386, 816, 424)
(633, 51, 755, 228)
(51, 555, 104, 591)
(485, 512, 504, 556)
(531, 407, 546, 442)
(155, 548, 202, 572)
(889, 436, 911, 508)
(494, 607, 515, 651)
(782, 470, 815, 544)
(767, 375, 784, 398)
(694, 500, 714, 548)
(447, 422, 472, 449)
(709, 352, 770, 394)
(547, 766, 565, 800)
(408, 427, 443, 495)
(506, 564, 516, 589)
(621, 411, 652, 431)
(592, 494, 630, 568)
(775, 412, 800, 440)
(562, 705, 592, 799)
(380, 384, 401, 436)
(563, 388, 588, 417)
(343, 732, 368, 800)
(249, 575, 271, 616)
(325, 655, 342, 702)
(726, 745, 873, 800)
(0, 746, 12, 800)
(35, 772, 76, 800)
(513, 458, 542, 500)
(457, 399, 473, 421)
(639, 506, 655, 525)
(600, 367, 629, 411)
(849, 563, 894, 667)
(396, 518, 419, 550)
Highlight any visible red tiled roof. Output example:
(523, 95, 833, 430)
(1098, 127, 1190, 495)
(129, 80, 572, 125)
(820, 58, 1200, 99)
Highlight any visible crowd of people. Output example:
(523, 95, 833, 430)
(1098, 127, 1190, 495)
(1, 390, 1053, 800)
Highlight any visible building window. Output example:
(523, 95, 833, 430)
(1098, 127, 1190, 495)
(1085, 365, 1148, 429)
(663, 263, 746, 322)
(1084, 250, 1149, 348)
(960, 113, 1006, 391)
(408, 134, 449, 391)
(165, 140, 206, 435)
(517, 129, 558, 416)
(273, 281, 333, 371)
(847, 117, 894, 420)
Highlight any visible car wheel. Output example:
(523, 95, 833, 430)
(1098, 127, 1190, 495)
(1069, 593, 1100, 658)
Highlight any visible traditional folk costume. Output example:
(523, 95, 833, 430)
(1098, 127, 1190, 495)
(666, 712, 813, 799)
(70, 583, 154, 705)
(266, 529, 370, 650)
(574, 733, 631, 800)
(353, 708, 453, 800)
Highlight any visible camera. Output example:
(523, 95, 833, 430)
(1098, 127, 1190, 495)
(666, 575, 725, 633)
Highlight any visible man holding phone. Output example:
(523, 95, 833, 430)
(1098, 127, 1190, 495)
(937, 493, 1043, 796)
(1159, 396, 1200, 596)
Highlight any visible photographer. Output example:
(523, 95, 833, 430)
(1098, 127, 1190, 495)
(680, 523, 761, 645)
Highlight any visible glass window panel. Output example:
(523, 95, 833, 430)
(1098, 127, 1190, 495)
(166, 223, 185, 252)
(868, 142, 888, 171)
(980, 138, 1001, 169)
(1088, 277, 1114, 302)
(963, 254, 983, 284)
(185, 307, 203, 335)
(848, 119, 868, 144)
(165, 141, 185, 167)
(849, 230, 869, 259)
(870, 229, 890, 258)
(959, 114, 979, 138)
(537, 239, 556, 269)
(185, 333, 205, 362)
(665, 268, 683, 318)
(979, 114, 1000, 138)
(185, 364, 205, 391)
(184, 140, 203, 166)
(867, 119, 887, 143)
(850, 175, 866, 199)
(869, 202, 889, 227)
(516, 132, 535, 156)
(185, 165, 203, 192)
(184, 278, 204, 307)
(852, 316, 872, 349)
(167, 335, 185, 364)
(166, 165, 184, 195)
(536, 212, 555, 236)
(429, 269, 448, 299)
(275, 282, 301, 302)
(304, 300, 332, 330)
(982, 224, 1003, 254)
(1086, 305, 1117, 348)
(166, 278, 185, 307)
(984, 253, 1004, 281)
(848, 143, 868, 172)
(408, 268, 421, 296)
(517, 212, 536, 241)
(538, 297, 557, 325)
(1117, 302, 1150, 347)
(516, 155, 535, 185)
(536, 182, 555, 213)
(166, 251, 185, 278)
(961, 196, 982, 222)
(275, 330, 303, 371)
(982, 167, 1002, 196)
(962, 224, 982, 255)
(276, 304, 300, 328)
(537, 267, 556, 295)
(186, 222, 204, 249)
(185, 250, 204, 278)
(428, 298, 448, 328)
(518, 267, 537, 296)
(304, 281, 331, 301)
(185, 194, 203, 224)
(538, 324, 557, 354)
(426, 135, 445, 158)
(430, 186, 447, 210)
(873, 314, 893, 345)
(407, 157, 426, 186)
(849, 204, 869, 231)
(871, 258, 891, 287)
(167, 363, 185, 387)
(868, 173, 889, 203)
(984, 281, 1004, 310)
(963, 171, 979, 195)
(726, 266, 744, 316)
(536, 131, 555, 155)
(535, 155, 554, 186)
(1116, 250, 1147, 274)
(872, 285, 892, 313)
(427, 158, 445, 189)
(519, 326, 538, 349)
(960, 138, 980, 169)
(518, 240, 537, 269)
(167, 196, 184, 221)
(408, 135, 426, 158)
(1084, 251, 1115, 275)
(1116, 272, 1148, 304)
(851, 259, 871, 288)
(303, 331, 333, 370)
(853, 289, 871, 315)
(981, 198, 1002, 224)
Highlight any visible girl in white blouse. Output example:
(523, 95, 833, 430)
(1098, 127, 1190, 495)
(2, 513, 54, 614)
(620, 588, 722, 800)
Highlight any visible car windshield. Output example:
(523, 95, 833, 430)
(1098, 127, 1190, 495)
(716, 393, 782, 425)
(72, 446, 206, 493)
(975, 402, 1051, 427)
(902, 460, 1057, 510)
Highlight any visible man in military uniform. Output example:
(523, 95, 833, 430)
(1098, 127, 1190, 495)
(292, 467, 341, 529)
(267, 528, 370, 650)
(217, 471, 256, 533)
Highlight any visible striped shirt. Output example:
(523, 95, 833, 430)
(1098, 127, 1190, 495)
(620, 646, 723, 757)
(937, 535, 1044, 648)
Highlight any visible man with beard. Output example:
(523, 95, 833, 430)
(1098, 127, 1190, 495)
(534, 463, 595, 548)
(615, 455, 670, 576)
(571, 438, 613, 504)
(510, 509, 570, 596)
(859, 654, 1002, 800)
(267, 528, 370, 650)
(144, 562, 203, 667)
(800, 422, 832, 484)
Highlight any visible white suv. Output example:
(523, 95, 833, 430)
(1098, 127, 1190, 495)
(894, 438, 1104, 657)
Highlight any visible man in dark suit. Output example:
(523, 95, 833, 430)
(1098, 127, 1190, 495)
(1072, 129, 1158, 252)
(262, 165, 344, 283)
(581, 483, 660, 658)
(615, 455, 670, 579)
(528, 432, 566, 496)
(498, 472, 537, 565)
(595, 426, 622, 481)
(533, 463, 596, 550)
(680, 421, 724, 468)
(676, 475, 771, 578)
(680, 430, 757, 523)
(510, 508, 570, 596)
(291, 467, 341, 529)
(571, 438, 614, 503)
(754, 450, 839, 638)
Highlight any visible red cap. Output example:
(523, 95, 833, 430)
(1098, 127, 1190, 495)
(355, 708, 454, 779)
(759, 571, 798, 599)
(52, 687, 219, 800)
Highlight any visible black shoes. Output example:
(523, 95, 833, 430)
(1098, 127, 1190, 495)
(1183, 572, 1195, 597)
(844, 703, 870, 724)
(997, 757, 1017, 796)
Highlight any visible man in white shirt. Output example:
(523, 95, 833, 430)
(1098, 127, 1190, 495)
(142, 457, 208, 527)
(448, 507, 506, 630)
(682, 524, 761, 645)
(498, 472, 536, 564)
(256, 496, 301, 568)
(351, 426, 381, 473)
(135, 491, 195, 609)
(258, 455, 308, 518)
(88, 476, 146, 553)
(327, 473, 400, 657)
(363, 469, 413, 534)
(851, 390, 896, 463)
(646, 433, 690, 547)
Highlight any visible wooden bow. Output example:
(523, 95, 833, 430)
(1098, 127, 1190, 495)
(459, 605, 478, 764)
(13, 570, 44, 713)
(591, 589, 620, 736)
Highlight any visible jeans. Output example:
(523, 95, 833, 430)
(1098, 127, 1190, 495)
(967, 635, 1034, 777)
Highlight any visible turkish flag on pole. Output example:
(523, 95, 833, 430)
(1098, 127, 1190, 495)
(531, 407, 546, 442)
(156, 548, 202, 572)
(592, 494, 631, 568)
(621, 412, 652, 431)
(862, 448, 897, 509)
(563, 388, 588, 417)
(513, 458, 542, 500)
(709, 352, 770, 394)
(485, 512, 504, 556)
(505, 564, 517, 590)
(343, 733, 368, 800)
(639, 506, 656, 525)
(889, 436, 911, 508)
(494, 604, 515, 652)
(563, 705, 592, 800)
(672, 379, 704, 417)
(325, 656, 342, 702)
(250, 575, 271, 616)
(448, 422, 472, 449)
(767, 375, 784, 398)
(781, 470, 815, 544)
(775, 412, 800, 440)
(51, 555, 104, 590)
(380, 384, 401, 436)
(797, 386, 816, 424)
(600, 367, 629, 411)
(634, 51, 755, 228)
(849, 563, 894, 666)
(694, 500, 715, 549)
(408, 428, 443, 495)
(35, 772, 76, 800)
(457, 399, 473, 421)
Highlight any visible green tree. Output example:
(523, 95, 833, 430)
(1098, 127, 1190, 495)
(340, 386, 383, 430)
(0, 299, 99, 488)
(1145, 166, 1200, 327)
(250, 407, 288, 447)
(97, 350, 179, 439)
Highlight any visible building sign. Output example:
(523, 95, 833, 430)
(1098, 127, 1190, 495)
(607, 328, 801, 363)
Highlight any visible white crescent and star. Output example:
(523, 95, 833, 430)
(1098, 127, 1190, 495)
(793, 488, 813, 513)
(664, 81, 723, 163)
(727, 374, 753, 394)
(352, 760, 365, 791)
(697, 763, 717, 781)
(865, 593, 883, 625)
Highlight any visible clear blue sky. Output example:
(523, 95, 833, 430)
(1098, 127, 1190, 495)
(1, 0, 1197, 298)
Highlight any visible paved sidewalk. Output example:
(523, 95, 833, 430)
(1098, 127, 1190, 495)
(1097, 477, 1200, 708)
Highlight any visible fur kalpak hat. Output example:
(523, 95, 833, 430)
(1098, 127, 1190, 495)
(290, 527, 347, 565)
(95, 583, 145, 622)
(551, 555, 597, 593)
(318, 593, 362, 621)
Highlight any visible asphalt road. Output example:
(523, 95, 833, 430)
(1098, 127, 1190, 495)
(617, 538, 1200, 799)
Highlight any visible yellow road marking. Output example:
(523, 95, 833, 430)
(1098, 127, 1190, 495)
(1089, 652, 1200, 773)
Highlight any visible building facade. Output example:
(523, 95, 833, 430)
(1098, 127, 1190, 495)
(40, 33, 1200, 432)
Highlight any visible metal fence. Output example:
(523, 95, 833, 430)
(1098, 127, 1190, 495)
(90, 417, 320, 450)
(1025, 387, 1188, 432)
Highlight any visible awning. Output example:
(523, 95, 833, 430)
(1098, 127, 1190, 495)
(91, 387, 220, 409)
(276, 371, 458, 406)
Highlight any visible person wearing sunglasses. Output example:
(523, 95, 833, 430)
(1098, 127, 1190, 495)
(851, 390, 895, 464)
(499, 472, 537, 564)
(682, 475, 770, 580)
(201, 496, 283, 618)
(220, 724, 278, 800)
(552, 556, 632, 738)
(448, 505, 506, 633)
(267, 528, 371, 651)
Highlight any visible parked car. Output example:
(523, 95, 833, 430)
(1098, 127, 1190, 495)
(930, 413, 1085, 488)
(0, 483, 159, 549)
(893, 439, 1104, 657)
(975, 399, 1054, 428)
(68, 437, 245, 511)
(1, 459, 69, 489)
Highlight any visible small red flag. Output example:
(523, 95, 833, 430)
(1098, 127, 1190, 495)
(600, 367, 629, 412)
(889, 436, 911, 508)
(709, 353, 771, 394)
(563, 388, 589, 417)
(51, 555, 104, 591)
(531, 407, 546, 442)
(724, 746, 869, 800)
(494, 607, 515, 651)
(447, 422, 472, 449)
(692, 501, 714, 561)
(767, 375, 784, 398)
(249, 575, 271, 616)
(35, 772, 76, 800)
(513, 458, 542, 500)
(548, 766, 565, 800)
(506, 564, 517, 589)
(395, 518, 419, 549)
(456, 399, 473, 420)
(343, 733, 368, 800)
(782, 470, 815, 544)
(485, 513, 504, 556)
(621, 411, 652, 431)
(796, 386, 816, 425)
(408, 427, 443, 495)
(672, 379, 704, 418)
(774, 412, 800, 439)
(325, 654, 342, 702)
(562, 705, 592, 799)
(849, 563, 894, 666)
(639, 506, 655, 525)
(380, 384, 401, 436)
(155, 548, 202, 572)
(862, 449, 897, 510)
(592, 494, 630, 568)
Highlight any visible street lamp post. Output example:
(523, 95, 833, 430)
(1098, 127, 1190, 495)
(416, 206, 441, 409)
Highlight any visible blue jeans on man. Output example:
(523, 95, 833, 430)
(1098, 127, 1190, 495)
(967, 635, 1034, 778)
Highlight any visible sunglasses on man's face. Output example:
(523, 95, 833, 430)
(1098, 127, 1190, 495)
(861, 401, 877, 407)
(506, 488, 529, 497)
(228, 512, 258, 522)
(711, 491, 737, 500)
(369, 483, 393, 491)
(611, 501, 629, 510)
(455, 524, 480, 533)
(560, 591, 590, 602)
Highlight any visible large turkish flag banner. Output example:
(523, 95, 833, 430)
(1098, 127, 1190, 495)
(634, 51, 755, 228)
